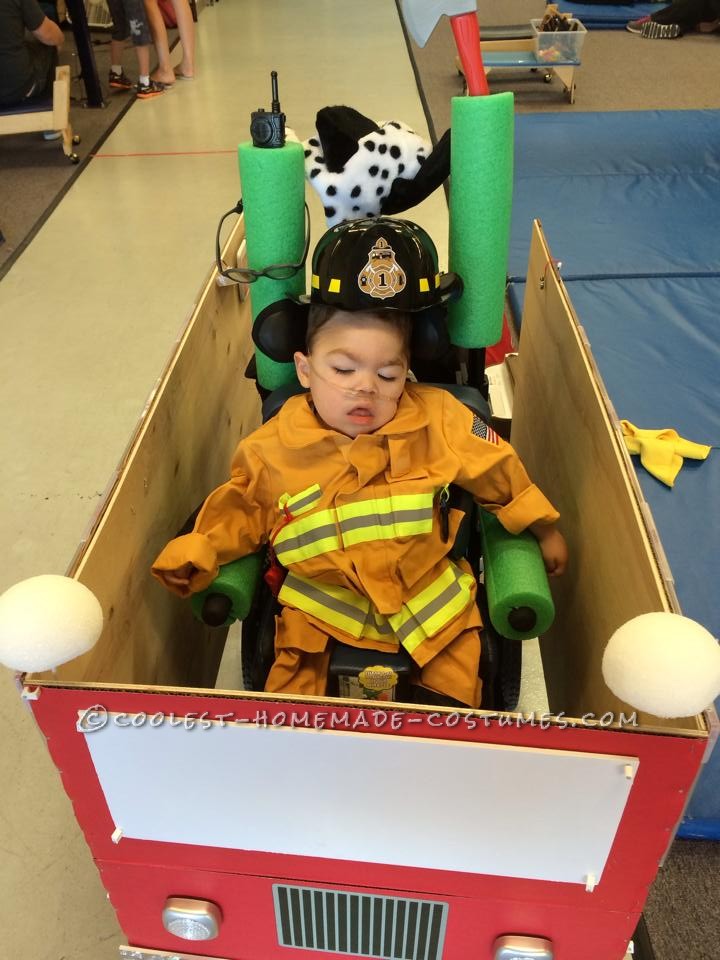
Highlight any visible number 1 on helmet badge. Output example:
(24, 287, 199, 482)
(358, 237, 407, 300)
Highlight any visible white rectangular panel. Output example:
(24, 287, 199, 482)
(81, 713, 637, 885)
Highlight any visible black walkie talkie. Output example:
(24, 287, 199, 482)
(250, 71, 286, 148)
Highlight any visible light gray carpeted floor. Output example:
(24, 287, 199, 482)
(0, 24, 177, 278)
(400, 4, 720, 959)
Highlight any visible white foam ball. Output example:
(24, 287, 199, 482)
(0, 575, 103, 673)
(603, 612, 720, 718)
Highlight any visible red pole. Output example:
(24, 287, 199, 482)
(450, 11, 489, 96)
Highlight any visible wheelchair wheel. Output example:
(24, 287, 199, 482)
(241, 580, 278, 691)
(498, 638, 523, 712)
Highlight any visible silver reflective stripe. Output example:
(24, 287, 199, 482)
(272, 884, 449, 960)
(282, 574, 367, 629)
(274, 522, 338, 559)
(394, 577, 464, 645)
(287, 487, 323, 513)
(281, 575, 394, 639)
(339, 507, 434, 534)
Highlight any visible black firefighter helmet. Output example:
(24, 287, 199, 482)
(253, 217, 463, 364)
(303, 217, 462, 313)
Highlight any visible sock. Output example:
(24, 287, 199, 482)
(111, 65, 122, 75)
(139, 75, 149, 86)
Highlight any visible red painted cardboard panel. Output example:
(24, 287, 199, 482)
(29, 685, 704, 923)
(102, 859, 639, 960)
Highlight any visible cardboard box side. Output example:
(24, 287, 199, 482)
(511, 221, 700, 735)
(29, 218, 261, 688)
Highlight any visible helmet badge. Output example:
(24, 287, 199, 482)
(357, 237, 406, 301)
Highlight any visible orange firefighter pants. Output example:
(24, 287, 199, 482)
(265, 603, 482, 708)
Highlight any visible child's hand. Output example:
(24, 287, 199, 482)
(160, 562, 197, 589)
(532, 525, 568, 577)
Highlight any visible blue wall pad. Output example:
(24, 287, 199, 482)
(553, 2, 659, 28)
(510, 111, 720, 281)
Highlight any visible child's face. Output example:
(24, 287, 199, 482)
(294, 311, 409, 438)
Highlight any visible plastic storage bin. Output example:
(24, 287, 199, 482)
(531, 18, 587, 63)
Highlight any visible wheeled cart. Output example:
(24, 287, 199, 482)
(457, 23, 585, 103)
(19, 221, 711, 960)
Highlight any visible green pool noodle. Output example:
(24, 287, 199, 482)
(238, 141, 306, 390)
(479, 510, 555, 642)
(190, 552, 263, 626)
(447, 92, 514, 349)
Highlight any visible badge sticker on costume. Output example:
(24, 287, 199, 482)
(358, 237, 406, 300)
(338, 665, 399, 702)
(360, 665, 398, 700)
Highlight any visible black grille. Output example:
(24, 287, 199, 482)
(272, 884, 448, 960)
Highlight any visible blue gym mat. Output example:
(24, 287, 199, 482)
(506, 110, 720, 829)
(510, 111, 720, 282)
(553, 1, 659, 28)
(563, 276, 719, 643)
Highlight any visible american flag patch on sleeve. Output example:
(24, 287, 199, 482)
(471, 414, 499, 445)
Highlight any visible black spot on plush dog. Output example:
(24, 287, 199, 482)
(302, 105, 450, 227)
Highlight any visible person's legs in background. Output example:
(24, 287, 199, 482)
(26, 40, 58, 100)
(143, 0, 175, 85)
(106, 0, 164, 98)
(106, 0, 134, 89)
(126, 0, 165, 97)
(143, 0, 195, 84)
(169, 0, 195, 79)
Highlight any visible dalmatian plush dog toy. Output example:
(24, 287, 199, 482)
(303, 105, 450, 226)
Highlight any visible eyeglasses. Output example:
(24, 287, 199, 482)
(216, 200, 311, 284)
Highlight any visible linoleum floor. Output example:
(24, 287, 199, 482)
(0, 2, 445, 957)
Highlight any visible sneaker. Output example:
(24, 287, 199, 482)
(109, 69, 133, 91)
(135, 79, 165, 100)
(641, 20, 682, 37)
(42, 130, 62, 141)
(626, 16, 652, 33)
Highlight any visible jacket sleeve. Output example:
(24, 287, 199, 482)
(151, 441, 271, 596)
(441, 393, 559, 534)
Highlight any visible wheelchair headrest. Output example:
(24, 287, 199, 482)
(252, 297, 456, 367)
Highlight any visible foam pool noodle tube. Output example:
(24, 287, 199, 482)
(479, 510, 555, 642)
(190, 552, 264, 627)
(447, 92, 514, 349)
(238, 141, 306, 391)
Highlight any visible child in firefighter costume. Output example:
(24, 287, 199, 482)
(152, 218, 567, 708)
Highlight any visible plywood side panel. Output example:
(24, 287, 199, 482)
(32, 220, 261, 687)
(510, 222, 696, 731)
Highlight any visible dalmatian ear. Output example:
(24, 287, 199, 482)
(381, 128, 450, 216)
(303, 106, 449, 227)
(315, 106, 381, 172)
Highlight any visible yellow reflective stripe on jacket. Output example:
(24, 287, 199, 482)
(279, 573, 394, 643)
(278, 484, 322, 517)
(275, 492, 435, 564)
(390, 563, 475, 653)
(279, 562, 474, 653)
(273, 508, 340, 564)
(337, 493, 434, 547)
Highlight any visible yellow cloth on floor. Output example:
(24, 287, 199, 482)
(621, 420, 711, 487)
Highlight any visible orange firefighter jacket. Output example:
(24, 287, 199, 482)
(152, 384, 559, 661)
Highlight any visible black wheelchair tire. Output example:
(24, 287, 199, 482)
(498, 638, 523, 712)
(241, 580, 279, 692)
